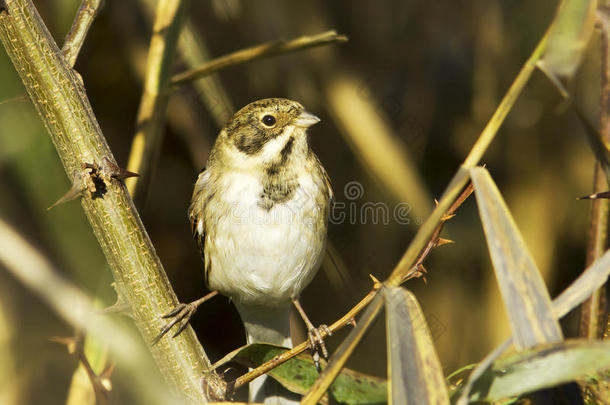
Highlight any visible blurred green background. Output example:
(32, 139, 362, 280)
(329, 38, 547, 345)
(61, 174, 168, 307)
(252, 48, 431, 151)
(0, 0, 599, 403)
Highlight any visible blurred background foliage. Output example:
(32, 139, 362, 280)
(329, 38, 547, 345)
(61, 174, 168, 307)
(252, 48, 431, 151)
(0, 0, 601, 403)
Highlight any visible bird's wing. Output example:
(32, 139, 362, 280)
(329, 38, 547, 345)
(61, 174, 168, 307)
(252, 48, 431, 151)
(312, 153, 334, 206)
(188, 168, 211, 281)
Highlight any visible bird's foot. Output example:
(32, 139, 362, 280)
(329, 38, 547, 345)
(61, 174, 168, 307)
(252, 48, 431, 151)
(307, 324, 332, 361)
(153, 291, 218, 345)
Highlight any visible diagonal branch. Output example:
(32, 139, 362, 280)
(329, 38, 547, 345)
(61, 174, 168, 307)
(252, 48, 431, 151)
(170, 30, 348, 87)
(61, 0, 103, 67)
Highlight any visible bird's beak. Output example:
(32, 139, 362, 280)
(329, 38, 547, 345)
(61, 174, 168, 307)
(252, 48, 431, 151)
(294, 111, 321, 128)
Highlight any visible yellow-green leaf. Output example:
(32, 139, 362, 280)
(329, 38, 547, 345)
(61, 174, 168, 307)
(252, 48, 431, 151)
(457, 247, 610, 404)
(384, 286, 449, 405)
(540, 0, 597, 79)
(469, 340, 610, 402)
(470, 167, 563, 349)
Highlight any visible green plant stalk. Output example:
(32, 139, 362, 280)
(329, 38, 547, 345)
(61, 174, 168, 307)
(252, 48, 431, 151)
(302, 22, 552, 405)
(61, 0, 103, 68)
(580, 25, 610, 340)
(125, 0, 188, 205)
(0, 1, 216, 402)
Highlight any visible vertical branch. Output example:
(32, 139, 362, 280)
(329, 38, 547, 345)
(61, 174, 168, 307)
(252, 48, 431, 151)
(0, 1, 219, 402)
(125, 0, 188, 205)
(61, 0, 103, 67)
(580, 12, 610, 339)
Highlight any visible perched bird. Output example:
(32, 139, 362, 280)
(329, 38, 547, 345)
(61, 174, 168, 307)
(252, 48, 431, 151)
(159, 98, 333, 403)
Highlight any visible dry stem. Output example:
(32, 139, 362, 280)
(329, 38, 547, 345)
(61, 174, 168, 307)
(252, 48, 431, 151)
(171, 30, 348, 86)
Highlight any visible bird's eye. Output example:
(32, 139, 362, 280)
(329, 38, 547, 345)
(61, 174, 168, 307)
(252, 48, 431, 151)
(261, 114, 276, 127)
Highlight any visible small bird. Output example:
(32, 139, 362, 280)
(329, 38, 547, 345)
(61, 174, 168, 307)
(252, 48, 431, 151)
(159, 98, 333, 403)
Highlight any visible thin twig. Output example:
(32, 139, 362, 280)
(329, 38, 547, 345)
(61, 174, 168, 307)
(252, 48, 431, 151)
(171, 30, 348, 87)
(232, 283, 381, 391)
(579, 15, 610, 340)
(61, 0, 103, 67)
(73, 332, 111, 405)
(402, 183, 475, 283)
(125, 0, 188, 205)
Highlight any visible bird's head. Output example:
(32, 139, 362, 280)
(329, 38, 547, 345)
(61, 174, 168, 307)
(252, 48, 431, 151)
(219, 98, 320, 167)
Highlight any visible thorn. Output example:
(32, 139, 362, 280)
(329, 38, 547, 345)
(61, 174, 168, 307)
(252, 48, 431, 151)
(99, 363, 115, 392)
(579, 191, 610, 200)
(47, 169, 87, 210)
(441, 213, 456, 221)
(47, 183, 85, 210)
(222, 367, 236, 377)
(369, 274, 382, 289)
(100, 300, 132, 317)
(101, 285, 133, 317)
(434, 198, 439, 206)
(348, 317, 357, 328)
(49, 336, 78, 354)
(435, 237, 455, 247)
(102, 157, 139, 180)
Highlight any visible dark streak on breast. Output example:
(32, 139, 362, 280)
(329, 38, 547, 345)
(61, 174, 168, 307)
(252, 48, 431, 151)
(260, 136, 298, 210)
(259, 180, 297, 211)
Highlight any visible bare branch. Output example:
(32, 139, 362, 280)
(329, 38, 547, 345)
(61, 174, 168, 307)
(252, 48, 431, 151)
(171, 30, 348, 87)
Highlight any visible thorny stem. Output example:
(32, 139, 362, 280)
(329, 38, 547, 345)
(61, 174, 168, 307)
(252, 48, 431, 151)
(230, 183, 474, 392)
(403, 183, 475, 284)
(61, 0, 103, 67)
(0, 1, 218, 402)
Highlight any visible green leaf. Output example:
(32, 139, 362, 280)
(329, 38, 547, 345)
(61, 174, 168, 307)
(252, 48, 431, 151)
(384, 286, 449, 405)
(227, 343, 387, 405)
(456, 247, 610, 404)
(470, 167, 563, 349)
(552, 247, 610, 318)
(539, 0, 597, 79)
(469, 340, 610, 402)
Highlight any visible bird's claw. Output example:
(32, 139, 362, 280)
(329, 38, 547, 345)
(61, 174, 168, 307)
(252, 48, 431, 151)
(307, 324, 332, 363)
(152, 302, 198, 345)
